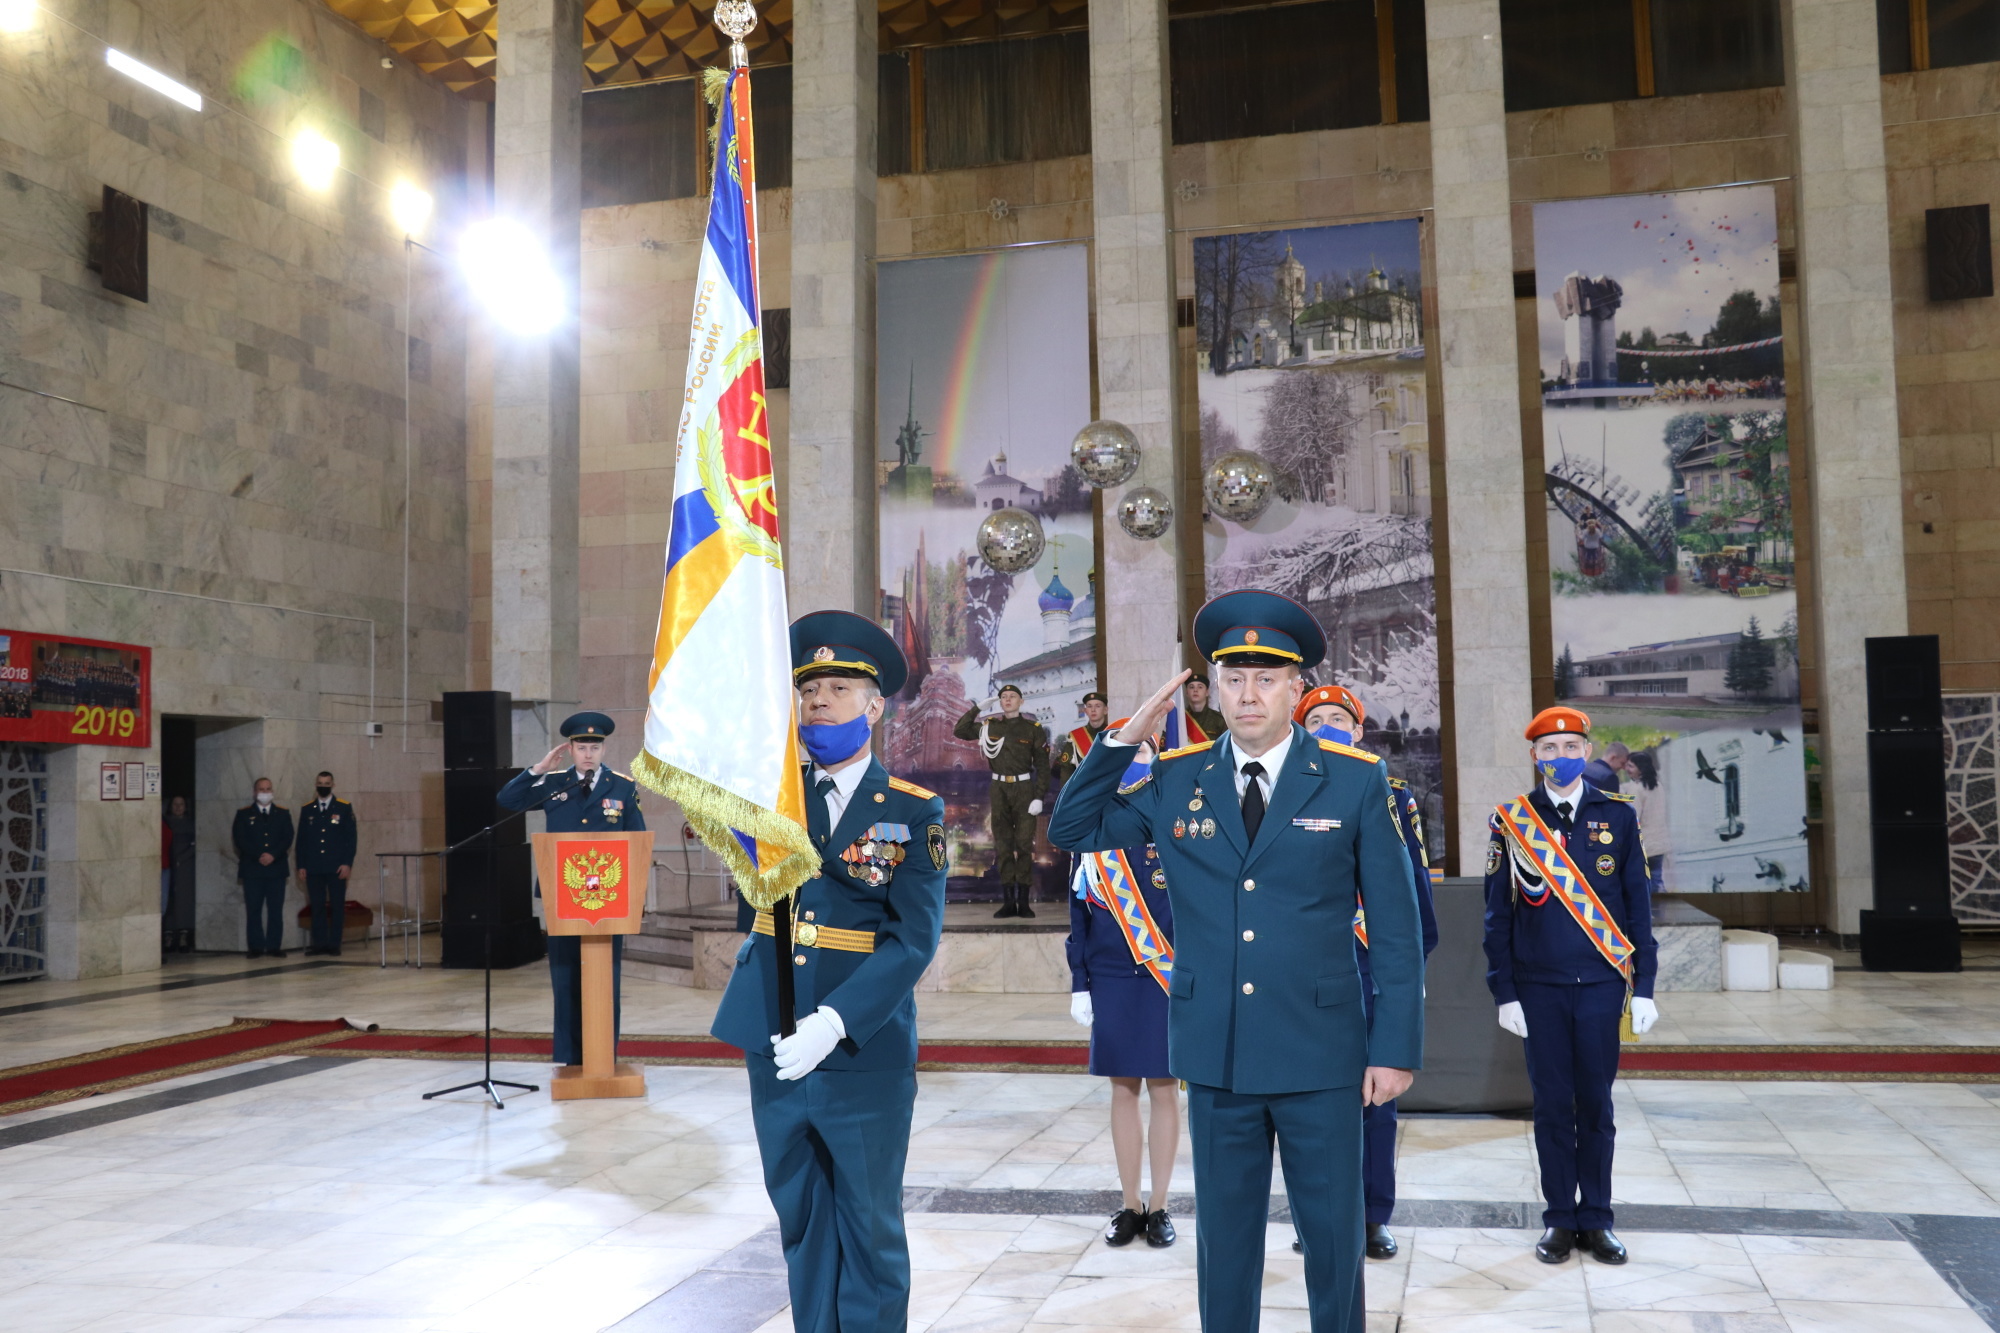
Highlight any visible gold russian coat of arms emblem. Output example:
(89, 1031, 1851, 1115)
(562, 847, 624, 913)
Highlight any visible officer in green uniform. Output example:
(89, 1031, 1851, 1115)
(955, 684, 1050, 918)
(1183, 675, 1227, 745)
(1054, 691, 1110, 790)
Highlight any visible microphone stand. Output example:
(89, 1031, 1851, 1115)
(423, 772, 590, 1109)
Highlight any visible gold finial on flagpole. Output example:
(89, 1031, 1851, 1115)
(715, 0, 758, 69)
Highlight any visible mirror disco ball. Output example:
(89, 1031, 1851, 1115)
(1205, 450, 1276, 523)
(1070, 420, 1141, 487)
(976, 507, 1047, 573)
(1116, 485, 1173, 540)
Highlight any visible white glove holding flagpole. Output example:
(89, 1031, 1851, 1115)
(772, 1008, 845, 1080)
(1497, 1001, 1529, 1039)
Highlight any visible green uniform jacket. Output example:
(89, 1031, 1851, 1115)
(954, 705, 1050, 786)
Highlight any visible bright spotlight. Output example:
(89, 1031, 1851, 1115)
(0, 0, 37, 34)
(390, 181, 433, 236)
(106, 48, 202, 111)
(291, 128, 341, 191)
(460, 218, 564, 335)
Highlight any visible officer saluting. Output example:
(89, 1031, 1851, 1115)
(712, 611, 947, 1333)
(1054, 691, 1110, 790)
(1483, 706, 1658, 1267)
(1294, 685, 1437, 1262)
(954, 684, 1050, 918)
(1050, 590, 1424, 1333)
(497, 712, 647, 1068)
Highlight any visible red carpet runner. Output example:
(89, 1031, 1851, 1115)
(316, 1029, 1093, 1074)
(0, 1018, 355, 1114)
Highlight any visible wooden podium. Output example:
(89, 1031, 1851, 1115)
(533, 830, 653, 1100)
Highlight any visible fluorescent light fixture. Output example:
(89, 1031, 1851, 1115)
(390, 180, 433, 236)
(460, 218, 564, 336)
(0, 0, 38, 35)
(291, 128, 341, 191)
(106, 48, 202, 112)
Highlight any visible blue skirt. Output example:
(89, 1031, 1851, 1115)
(1088, 972, 1171, 1078)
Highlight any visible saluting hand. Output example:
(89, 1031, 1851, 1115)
(1115, 670, 1193, 746)
(533, 742, 570, 775)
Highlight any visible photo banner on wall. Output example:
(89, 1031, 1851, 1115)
(0, 630, 151, 748)
(1533, 184, 1807, 894)
(1193, 219, 1444, 859)
(876, 243, 1096, 889)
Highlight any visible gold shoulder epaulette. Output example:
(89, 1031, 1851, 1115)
(1317, 738, 1381, 764)
(1603, 790, 1636, 803)
(611, 769, 633, 782)
(887, 775, 937, 800)
(1156, 740, 1214, 762)
(1387, 776, 1409, 789)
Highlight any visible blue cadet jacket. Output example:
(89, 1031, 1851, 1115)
(711, 759, 948, 1072)
(1482, 781, 1658, 1005)
(232, 804, 294, 881)
(296, 798, 358, 873)
(1049, 725, 1425, 1095)
(496, 766, 649, 835)
(1359, 778, 1438, 979)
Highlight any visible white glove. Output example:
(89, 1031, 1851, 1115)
(1629, 996, 1659, 1035)
(1497, 1001, 1529, 1039)
(1028, 799, 1044, 816)
(772, 1008, 845, 1081)
(1070, 991, 1093, 1027)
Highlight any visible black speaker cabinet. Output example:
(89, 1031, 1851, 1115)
(444, 767, 524, 845)
(1866, 731, 1947, 826)
(443, 690, 513, 770)
(442, 917, 546, 970)
(441, 842, 542, 969)
(1865, 635, 1942, 732)
(1859, 909, 1961, 973)
(1868, 822, 1952, 915)
(443, 841, 532, 902)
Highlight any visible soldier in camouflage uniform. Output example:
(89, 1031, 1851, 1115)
(955, 685, 1050, 918)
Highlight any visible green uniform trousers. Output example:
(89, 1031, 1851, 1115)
(990, 781, 1037, 888)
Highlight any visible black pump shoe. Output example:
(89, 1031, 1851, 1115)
(1535, 1226, 1577, 1264)
(1365, 1223, 1397, 1259)
(1104, 1208, 1145, 1247)
(1580, 1228, 1628, 1264)
(1144, 1209, 1176, 1247)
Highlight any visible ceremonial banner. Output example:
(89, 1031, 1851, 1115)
(635, 67, 811, 909)
(1534, 185, 1808, 894)
(1192, 219, 1443, 858)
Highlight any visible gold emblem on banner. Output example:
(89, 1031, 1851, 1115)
(562, 847, 624, 912)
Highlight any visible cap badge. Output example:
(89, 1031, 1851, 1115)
(813, 646, 835, 662)
(1243, 630, 1260, 646)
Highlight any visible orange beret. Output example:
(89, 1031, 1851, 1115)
(1295, 684, 1365, 728)
(1526, 706, 1591, 741)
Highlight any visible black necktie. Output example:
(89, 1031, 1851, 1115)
(1555, 800, 1574, 836)
(814, 775, 835, 843)
(1241, 762, 1266, 843)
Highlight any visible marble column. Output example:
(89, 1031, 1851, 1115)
(1090, 0, 1181, 713)
(42, 744, 160, 980)
(1425, 0, 1534, 866)
(1783, 0, 1907, 932)
(489, 0, 583, 708)
(786, 0, 877, 614)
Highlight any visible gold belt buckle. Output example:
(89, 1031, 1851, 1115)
(794, 922, 820, 947)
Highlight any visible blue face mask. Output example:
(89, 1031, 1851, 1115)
(1310, 724, 1355, 748)
(799, 713, 872, 767)
(1121, 757, 1154, 788)
(1538, 755, 1588, 789)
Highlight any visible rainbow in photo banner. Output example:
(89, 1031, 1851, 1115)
(635, 65, 812, 910)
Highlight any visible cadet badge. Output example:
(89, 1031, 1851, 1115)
(1486, 842, 1502, 875)
(928, 823, 947, 870)
(1151, 868, 1167, 890)
(1173, 818, 1186, 839)
(1200, 817, 1217, 839)
(1595, 853, 1617, 876)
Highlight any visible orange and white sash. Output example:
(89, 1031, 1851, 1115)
(1079, 850, 1173, 994)
(1495, 796, 1635, 983)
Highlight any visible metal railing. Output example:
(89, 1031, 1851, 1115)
(374, 850, 443, 967)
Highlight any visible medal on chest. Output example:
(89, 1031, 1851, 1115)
(841, 823, 910, 886)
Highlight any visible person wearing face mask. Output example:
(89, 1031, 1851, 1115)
(497, 712, 647, 1068)
(712, 611, 947, 1333)
(296, 771, 358, 956)
(1292, 684, 1437, 1262)
(1484, 706, 1659, 1269)
(232, 778, 295, 959)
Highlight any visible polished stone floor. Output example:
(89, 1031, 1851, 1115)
(1, 953, 1997, 1332)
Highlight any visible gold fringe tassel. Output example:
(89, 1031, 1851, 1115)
(633, 749, 814, 910)
(703, 67, 729, 163)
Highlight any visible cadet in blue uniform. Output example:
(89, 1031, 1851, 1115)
(233, 777, 295, 958)
(1050, 591, 1425, 1333)
(712, 611, 948, 1333)
(1066, 727, 1178, 1250)
(1293, 685, 1437, 1262)
(297, 771, 358, 956)
(496, 711, 646, 1068)
(1483, 705, 1659, 1267)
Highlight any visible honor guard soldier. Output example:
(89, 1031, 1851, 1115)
(296, 771, 358, 956)
(713, 611, 947, 1333)
(1293, 685, 1437, 1261)
(1050, 590, 1425, 1333)
(233, 778, 295, 958)
(497, 711, 647, 1068)
(1054, 691, 1110, 789)
(1182, 675, 1226, 745)
(955, 684, 1050, 918)
(1484, 706, 1659, 1267)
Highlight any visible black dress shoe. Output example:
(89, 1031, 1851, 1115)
(1580, 1228, 1628, 1264)
(1145, 1209, 1176, 1247)
(1291, 1236, 1302, 1254)
(246, 950, 264, 959)
(1104, 1208, 1145, 1247)
(269, 949, 287, 959)
(1365, 1223, 1397, 1260)
(1534, 1226, 1577, 1264)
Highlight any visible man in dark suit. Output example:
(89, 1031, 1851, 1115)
(233, 777, 294, 959)
(1051, 590, 1425, 1333)
(297, 771, 358, 956)
(497, 712, 647, 1067)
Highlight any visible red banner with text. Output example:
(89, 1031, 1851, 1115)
(0, 630, 152, 748)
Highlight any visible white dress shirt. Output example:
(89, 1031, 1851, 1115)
(1230, 730, 1294, 803)
(1543, 780, 1584, 835)
(811, 759, 870, 827)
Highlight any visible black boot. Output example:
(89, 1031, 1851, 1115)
(1535, 1226, 1577, 1264)
(993, 886, 1017, 919)
(1016, 887, 1036, 918)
